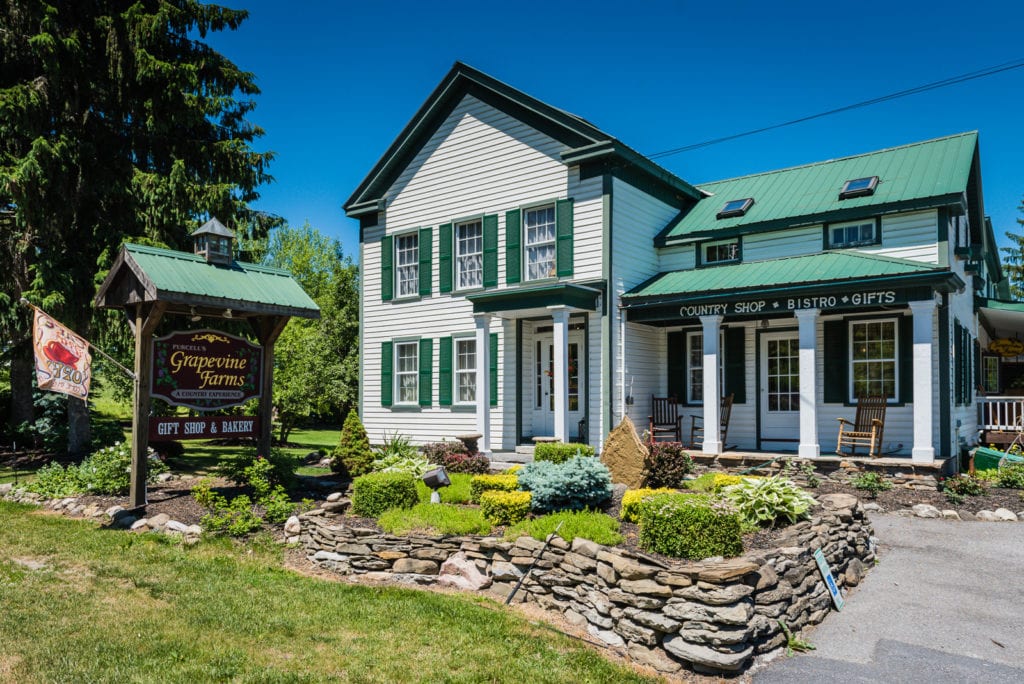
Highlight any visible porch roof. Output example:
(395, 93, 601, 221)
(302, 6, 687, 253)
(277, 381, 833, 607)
(978, 297, 1024, 339)
(621, 251, 962, 310)
(467, 282, 602, 315)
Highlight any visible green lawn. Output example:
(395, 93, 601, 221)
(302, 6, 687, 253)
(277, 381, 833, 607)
(0, 502, 655, 683)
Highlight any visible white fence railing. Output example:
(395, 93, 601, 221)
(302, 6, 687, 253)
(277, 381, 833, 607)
(978, 396, 1024, 431)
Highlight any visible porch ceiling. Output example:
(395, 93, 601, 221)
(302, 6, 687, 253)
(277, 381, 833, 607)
(978, 298, 1024, 339)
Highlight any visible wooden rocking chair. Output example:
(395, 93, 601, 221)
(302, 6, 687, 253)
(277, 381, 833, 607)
(690, 393, 734, 448)
(648, 395, 681, 443)
(836, 395, 887, 458)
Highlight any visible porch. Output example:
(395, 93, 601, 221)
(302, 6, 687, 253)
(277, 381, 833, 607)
(977, 395, 1024, 448)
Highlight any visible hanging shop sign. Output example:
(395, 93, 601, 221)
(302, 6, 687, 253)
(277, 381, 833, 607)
(151, 329, 262, 410)
(678, 290, 900, 319)
(988, 338, 1024, 358)
(148, 416, 260, 441)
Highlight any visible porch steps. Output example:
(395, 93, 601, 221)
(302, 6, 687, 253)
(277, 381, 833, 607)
(489, 448, 533, 471)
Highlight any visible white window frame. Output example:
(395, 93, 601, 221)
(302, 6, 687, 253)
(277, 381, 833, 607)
(702, 238, 740, 265)
(454, 336, 477, 405)
(394, 339, 419, 405)
(455, 219, 483, 291)
(394, 232, 419, 299)
(848, 318, 898, 403)
(524, 204, 557, 282)
(828, 219, 878, 249)
(685, 331, 725, 404)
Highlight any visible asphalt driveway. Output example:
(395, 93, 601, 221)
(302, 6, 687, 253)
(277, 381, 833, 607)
(754, 514, 1024, 683)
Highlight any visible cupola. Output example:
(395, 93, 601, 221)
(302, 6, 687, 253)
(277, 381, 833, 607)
(191, 217, 235, 265)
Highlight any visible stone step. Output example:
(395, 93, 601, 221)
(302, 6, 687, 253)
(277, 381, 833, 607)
(493, 450, 533, 464)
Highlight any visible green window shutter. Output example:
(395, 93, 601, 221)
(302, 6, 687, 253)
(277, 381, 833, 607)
(898, 315, 913, 404)
(724, 327, 746, 404)
(418, 227, 432, 297)
(667, 331, 685, 401)
(489, 332, 498, 407)
(380, 235, 393, 302)
(483, 214, 498, 288)
(505, 209, 521, 284)
(823, 319, 848, 403)
(953, 321, 963, 405)
(380, 341, 393, 407)
(438, 223, 453, 294)
(438, 336, 453, 407)
(419, 338, 433, 407)
(555, 198, 574, 277)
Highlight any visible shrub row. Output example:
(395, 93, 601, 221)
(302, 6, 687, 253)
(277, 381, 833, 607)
(533, 442, 596, 464)
(469, 473, 519, 503)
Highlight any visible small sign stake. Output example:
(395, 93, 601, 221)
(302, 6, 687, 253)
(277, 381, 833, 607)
(813, 548, 845, 611)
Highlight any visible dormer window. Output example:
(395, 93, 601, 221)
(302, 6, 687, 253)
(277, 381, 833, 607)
(839, 176, 878, 199)
(716, 198, 754, 219)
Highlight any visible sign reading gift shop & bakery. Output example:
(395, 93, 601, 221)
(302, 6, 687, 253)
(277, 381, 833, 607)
(151, 330, 262, 410)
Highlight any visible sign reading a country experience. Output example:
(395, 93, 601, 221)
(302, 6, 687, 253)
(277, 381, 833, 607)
(151, 330, 262, 410)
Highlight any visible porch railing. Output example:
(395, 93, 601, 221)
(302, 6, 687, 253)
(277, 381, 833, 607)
(978, 396, 1024, 432)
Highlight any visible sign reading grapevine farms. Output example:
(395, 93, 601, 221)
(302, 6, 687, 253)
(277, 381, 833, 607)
(151, 330, 262, 410)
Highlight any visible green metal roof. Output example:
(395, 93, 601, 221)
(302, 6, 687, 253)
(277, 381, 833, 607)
(622, 251, 959, 304)
(467, 282, 602, 314)
(111, 244, 319, 316)
(659, 131, 978, 244)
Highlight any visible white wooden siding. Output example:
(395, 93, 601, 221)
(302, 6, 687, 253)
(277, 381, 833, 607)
(658, 244, 696, 271)
(743, 226, 822, 261)
(859, 210, 939, 263)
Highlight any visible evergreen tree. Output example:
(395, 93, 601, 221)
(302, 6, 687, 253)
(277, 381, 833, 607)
(0, 1, 276, 453)
(1002, 196, 1024, 300)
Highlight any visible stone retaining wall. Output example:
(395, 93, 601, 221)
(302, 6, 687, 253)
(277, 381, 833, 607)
(298, 493, 873, 675)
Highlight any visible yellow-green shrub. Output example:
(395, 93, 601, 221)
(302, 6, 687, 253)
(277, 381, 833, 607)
(470, 473, 518, 503)
(480, 490, 532, 525)
(620, 487, 676, 523)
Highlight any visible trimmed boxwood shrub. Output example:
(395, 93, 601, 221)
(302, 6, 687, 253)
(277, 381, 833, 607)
(534, 442, 596, 464)
(351, 471, 418, 517)
(421, 441, 490, 474)
(643, 442, 693, 488)
(469, 473, 519, 503)
(636, 493, 743, 559)
(517, 456, 612, 513)
(479, 490, 532, 525)
(620, 487, 676, 523)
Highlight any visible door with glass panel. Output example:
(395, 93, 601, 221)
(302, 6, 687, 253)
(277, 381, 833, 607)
(759, 332, 801, 445)
(531, 333, 585, 437)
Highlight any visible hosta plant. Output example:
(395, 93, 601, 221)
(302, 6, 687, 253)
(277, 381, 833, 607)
(722, 475, 817, 527)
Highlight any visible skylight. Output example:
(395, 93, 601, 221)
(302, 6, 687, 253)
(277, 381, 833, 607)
(716, 197, 754, 219)
(839, 176, 879, 199)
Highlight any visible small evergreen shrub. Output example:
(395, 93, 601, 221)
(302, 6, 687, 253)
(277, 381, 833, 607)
(479, 490, 532, 525)
(517, 456, 613, 513)
(722, 476, 817, 527)
(351, 471, 419, 517)
(996, 463, 1024, 489)
(219, 448, 297, 489)
(620, 487, 676, 523)
(421, 441, 490, 474)
(331, 410, 373, 477)
(378, 503, 492, 536)
(507, 509, 623, 546)
(415, 473, 474, 504)
(643, 442, 693, 488)
(637, 493, 743, 559)
(850, 471, 892, 499)
(534, 442, 596, 464)
(469, 473, 519, 503)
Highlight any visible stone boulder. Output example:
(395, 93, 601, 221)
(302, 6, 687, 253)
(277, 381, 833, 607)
(600, 416, 648, 488)
(438, 552, 492, 591)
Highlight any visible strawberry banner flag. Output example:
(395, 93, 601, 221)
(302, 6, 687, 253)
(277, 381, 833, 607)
(32, 307, 92, 399)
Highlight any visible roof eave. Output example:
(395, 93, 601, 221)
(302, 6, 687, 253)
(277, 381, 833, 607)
(561, 141, 705, 201)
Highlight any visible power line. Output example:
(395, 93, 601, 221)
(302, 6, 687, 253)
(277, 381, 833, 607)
(646, 58, 1024, 160)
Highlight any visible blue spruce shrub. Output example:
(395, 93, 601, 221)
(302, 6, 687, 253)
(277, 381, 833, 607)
(517, 455, 613, 513)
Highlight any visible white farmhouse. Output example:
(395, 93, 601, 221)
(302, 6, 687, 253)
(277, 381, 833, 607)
(346, 62, 1018, 468)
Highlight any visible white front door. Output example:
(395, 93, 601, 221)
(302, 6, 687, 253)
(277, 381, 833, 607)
(760, 332, 801, 446)
(532, 333, 585, 437)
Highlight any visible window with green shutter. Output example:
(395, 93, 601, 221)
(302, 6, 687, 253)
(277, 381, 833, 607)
(724, 327, 746, 404)
(667, 331, 685, 400)
(418, 227, 432, 297)
(490, 332, 498, 406)
(505, 209, 521, 284)
(555, 198, 574, 277)
(482, 214, 498, 287)
(438, 336, 453, 406)
(438, 223, 453, 294)
(823, 320, 848, 403)
(380, 341, 393, 406)
(380, 235, 393, 302)
(419, 338, 433, 406)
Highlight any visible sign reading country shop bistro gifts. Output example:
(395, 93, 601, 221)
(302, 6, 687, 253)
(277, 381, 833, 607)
(151, 330, 262, 411)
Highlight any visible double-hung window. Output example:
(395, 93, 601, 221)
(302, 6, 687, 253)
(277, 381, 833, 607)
(850, 319, 897, 401)
(829, 220, 877, 249)
(525, 205, 556, 281)
(455, 220, 483, 290)
(395, 341, 419, 404)
(455, 338, 477, 403)
(395, 233, 419, 298)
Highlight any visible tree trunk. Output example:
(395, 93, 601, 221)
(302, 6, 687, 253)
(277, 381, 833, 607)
(67, 396, 91, 458)
(9, 340, 34, 429)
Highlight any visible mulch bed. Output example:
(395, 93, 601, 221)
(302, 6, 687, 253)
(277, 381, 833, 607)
(813, 479, 1024, 514)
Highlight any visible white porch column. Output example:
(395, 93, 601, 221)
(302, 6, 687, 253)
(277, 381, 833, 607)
(909, 299, 937, 463)
(551, 307, 571, 442)
(795, 308, 820, 458)
(474, 313, 492, 456)
(700, 314, 723, 455)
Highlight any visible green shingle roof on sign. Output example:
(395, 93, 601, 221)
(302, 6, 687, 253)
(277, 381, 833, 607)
(622, 251, 949, 301)
(663, 131, 977, 241)
(124, 243, 319, 313)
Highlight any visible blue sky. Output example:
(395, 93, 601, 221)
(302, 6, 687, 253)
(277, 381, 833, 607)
(206, 0, 1024, 258)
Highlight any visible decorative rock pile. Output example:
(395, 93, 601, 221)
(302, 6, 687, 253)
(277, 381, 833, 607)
(297, 492, 873, 675)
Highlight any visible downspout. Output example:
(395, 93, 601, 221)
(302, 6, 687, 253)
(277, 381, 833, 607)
(619, 302, 627, 423)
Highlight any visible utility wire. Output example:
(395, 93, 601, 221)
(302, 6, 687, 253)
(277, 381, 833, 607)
(646, 58, 1024, 160)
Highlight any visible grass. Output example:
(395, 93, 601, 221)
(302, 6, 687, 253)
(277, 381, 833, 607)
(415, 472, 473, 504)
(507, 510, 624, 546)
(0, 501, 653, 683)
(378, 502, 492, 536)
